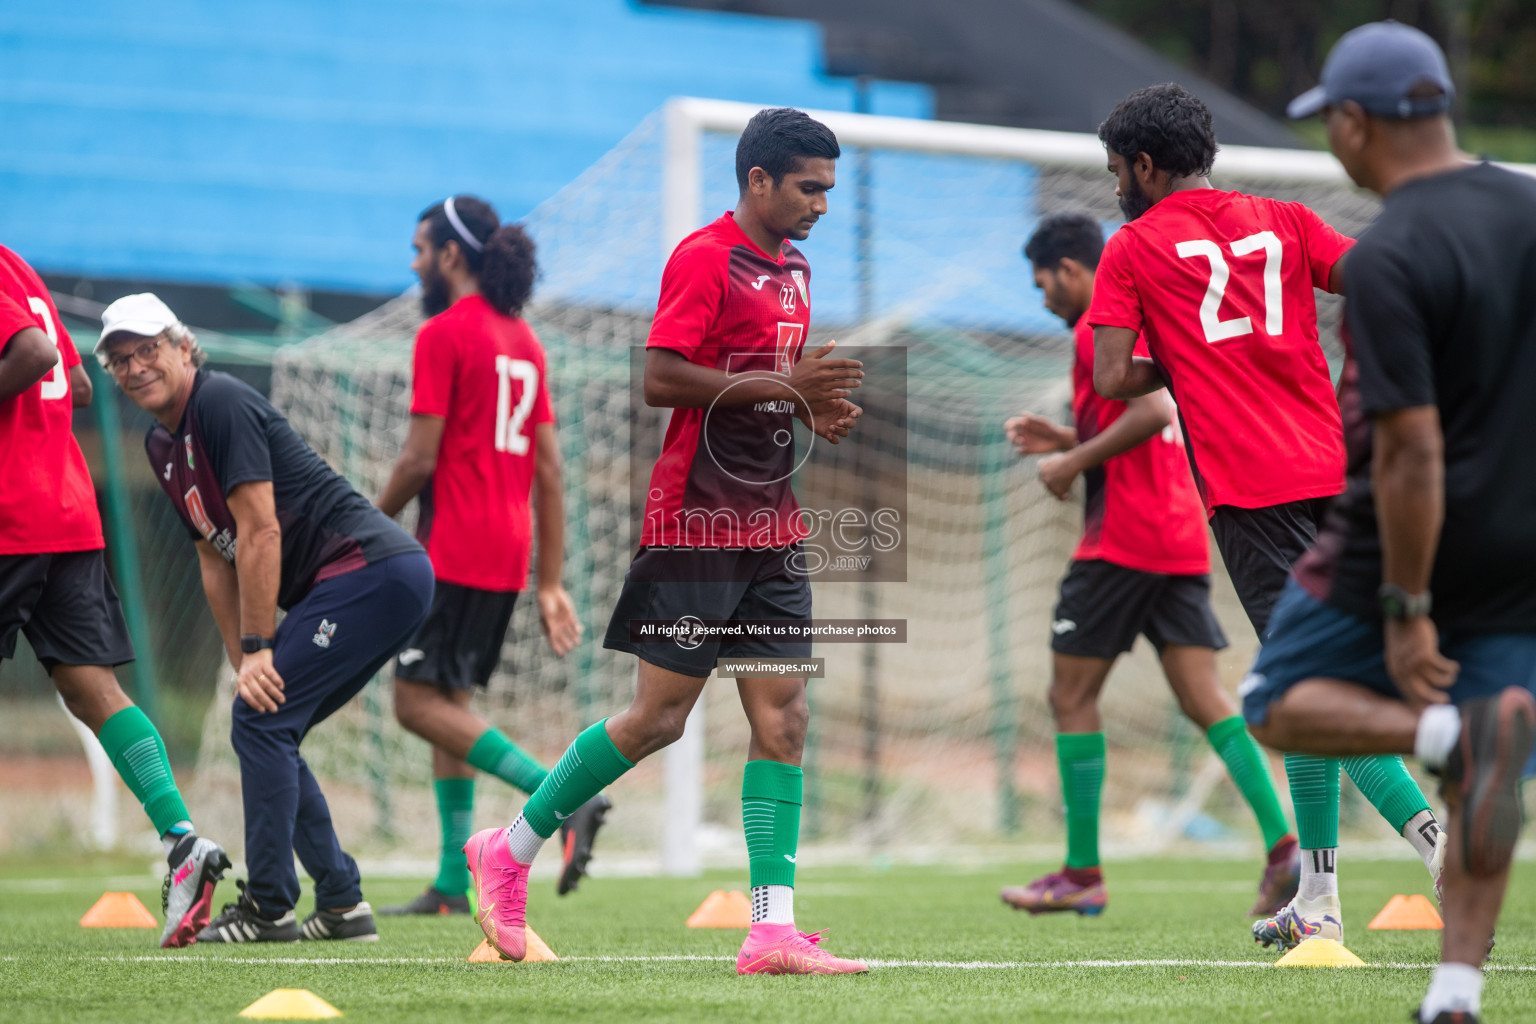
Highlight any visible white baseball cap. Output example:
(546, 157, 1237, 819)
(96, 292, 181, 355)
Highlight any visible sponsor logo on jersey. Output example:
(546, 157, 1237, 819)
(313, 619, 337, 648)
(184, 435, 195, 469)
(184, 486, 215, 539)
(1051, 618, 1077, 635)
(751, 274, 771, 290)
(790, 269, 807, 305)
(779, 283, 797, 315)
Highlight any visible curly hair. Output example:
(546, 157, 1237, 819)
(1097, 83, 1218, 179)
(418, 196, 537, 316)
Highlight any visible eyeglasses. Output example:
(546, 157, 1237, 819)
(103, 336, 167, 376)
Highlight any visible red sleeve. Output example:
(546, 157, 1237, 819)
(409, 320, 454, 418)
(646, 240, 724, 359)
(1085, 229, 1143, 332)
(1294, 203, 1354, 290)
(0, 292, 36, 347)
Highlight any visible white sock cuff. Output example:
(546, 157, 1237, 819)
(1415, 705, 1461, 769)
(505, 814, 545, 864)
(751, 884, 794, 925)
(1423, 961, 1484, 1018)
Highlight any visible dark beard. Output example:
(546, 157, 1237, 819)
(1118, 174, 1154, 221)
(419, 269, 451, 318)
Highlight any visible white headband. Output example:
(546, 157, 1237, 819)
(443, 196, 483, 252)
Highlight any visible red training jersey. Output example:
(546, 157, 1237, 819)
(0, 246, 103, 555)
(643, 212, 810, 548)
(410, 293, 554, 591)
(1069, 318, 1209, 575)
(1086, 189, 1352, 513)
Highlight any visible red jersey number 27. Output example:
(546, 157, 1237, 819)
(493, 355, 538, 455)
(1175, 231, 1282, 344)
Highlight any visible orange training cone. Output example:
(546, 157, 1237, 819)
(80, 892, 158, 928)
(467, 926, 558, 962)
(686, 889, 752, 928)
(1368, 893, 1443, 930)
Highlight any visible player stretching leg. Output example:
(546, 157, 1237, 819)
(1248, 24, 1535, 1022)
(376, 195, 605, 918)
(999, 213, 1296, 918)
(0, 263, 228, 948)
(1087, 83, 1442, 946)
(100, 295, 433, 943)
(464, 108, 866, 973)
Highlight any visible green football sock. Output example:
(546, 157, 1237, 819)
(743, 759, 803, 889)
(1284, 752, 1340, 850)
(1341, 754, 1431, 833)
(1207, 716, 1290, 849)
(521, 719, 632, 838)
(1058, 732, 1106, 869)
(466, 728, 547, 795)
(432, 778, 475, 896)
(97, 706, 191, 837)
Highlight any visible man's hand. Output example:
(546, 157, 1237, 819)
(1384, 617, 1458, 709)
(538, 585, 583, 657)
(236, 648, 286, 713)
(1005, 413, 1073, 456)
(1037, 452, 1081, 500)
(787, 340, 863, 406)
(799, 398, 862, 444)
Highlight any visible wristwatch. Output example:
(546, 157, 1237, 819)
(1378, 584, 1432, 621)
(240, 634, 277, 654)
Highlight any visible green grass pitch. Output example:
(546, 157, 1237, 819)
(4, 855, 1533, 1023)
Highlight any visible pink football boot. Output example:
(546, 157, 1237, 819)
(736, 924, 869, 975)
(464, 827, 530, 961)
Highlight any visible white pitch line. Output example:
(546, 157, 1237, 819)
(41, 954, 1536, 972)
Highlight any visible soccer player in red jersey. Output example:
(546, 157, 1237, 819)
(375, 195, 603, 916)
(1086, 84, 1441, 950)
(999, 212, 1297, 919)
(0, 265, 230, 948)
(463, 108, 868, 974)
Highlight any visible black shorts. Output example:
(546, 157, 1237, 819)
(1209, 497, 1327, 638)
(1050, 559, 1227, 660)
(603, 545, 812, 678)
(393, 580, 518, 691)
(0, 550, 135, 672)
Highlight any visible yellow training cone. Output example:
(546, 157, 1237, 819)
(686, 889, 751, 928)
(1368, 894, 1443, 930)
(238, 989, 342, 1019)
(467, 926, 559, 963)
(80, 892, 158, 928)
(1274, 937, 1366, 967)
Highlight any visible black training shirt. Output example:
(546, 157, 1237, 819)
(1295, 162, 1536, 633)
(147, 370, 421, 610)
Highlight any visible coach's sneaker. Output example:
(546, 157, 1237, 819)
(1000, 868, 1107, 916)
(160, 834, 231, 948)
(1248, 834, 1300, 917)
(196, 880, 300, 943)
(1252, 893, 1342, 951)
(465, 827, 530, 961)
(379, 886, 470, 916)
(300, 902, 379, 941)
(557, 794, 612, 895)
(1442, 688, 1536, 878)
(736, 924, 869, 975)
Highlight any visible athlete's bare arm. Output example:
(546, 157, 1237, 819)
(377, 414, 446, 518)
(1328, 251, 1347, 295)
(70, 363, 91, 408)
(532, 421, 582, 656)
(1037, 393, 1170, 500)
(644, 343, 863, 443)
(195, 539, 243, 669)
(1092, 325, 1165, 399)
(227, 480, 285, 713)
(1374, 404, 1457, 709)
(0, 326, 59, 402)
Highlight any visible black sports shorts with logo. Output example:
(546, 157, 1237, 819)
(1208, 497, 1328, 638)
(0, 550, 135, 672)
(393, 580, 518, 691)
(603, 544, 812, 678)
(1050, 559, 1228, 660)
